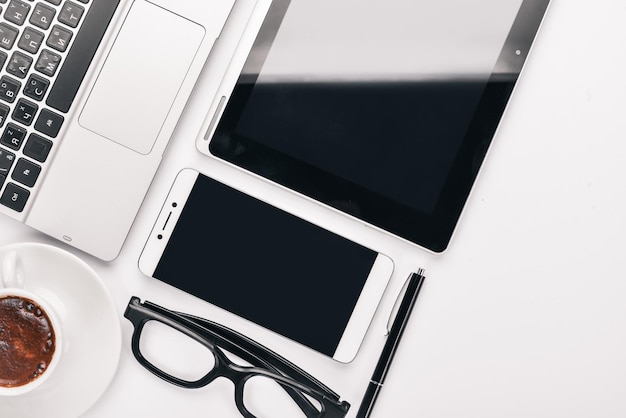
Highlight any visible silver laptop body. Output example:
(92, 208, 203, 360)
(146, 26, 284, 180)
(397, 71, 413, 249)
(0, 0, 264, 260)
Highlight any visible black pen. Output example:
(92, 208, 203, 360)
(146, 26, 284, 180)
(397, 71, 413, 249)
(356, 269, 425, 418)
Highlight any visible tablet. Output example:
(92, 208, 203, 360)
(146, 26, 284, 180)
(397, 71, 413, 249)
(198, 0, 550, 252)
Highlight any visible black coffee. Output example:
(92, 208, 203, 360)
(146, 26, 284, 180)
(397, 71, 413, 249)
(0, 295, 56, 388)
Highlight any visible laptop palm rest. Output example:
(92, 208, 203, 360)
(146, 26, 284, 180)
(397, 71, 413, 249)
(79, 0, 205, 155)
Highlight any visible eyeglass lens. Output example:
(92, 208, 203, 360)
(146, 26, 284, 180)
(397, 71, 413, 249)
(139, 319, 216, 382)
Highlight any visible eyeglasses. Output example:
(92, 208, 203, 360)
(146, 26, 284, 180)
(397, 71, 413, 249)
(124, 297, 350, 418)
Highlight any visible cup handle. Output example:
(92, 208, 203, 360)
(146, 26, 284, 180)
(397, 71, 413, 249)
(1, 250, 25, 289)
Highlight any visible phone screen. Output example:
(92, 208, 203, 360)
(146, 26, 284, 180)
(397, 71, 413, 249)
(153, 173, 380, 357)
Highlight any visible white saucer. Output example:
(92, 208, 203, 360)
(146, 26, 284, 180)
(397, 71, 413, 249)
(0, 243, 121, 418)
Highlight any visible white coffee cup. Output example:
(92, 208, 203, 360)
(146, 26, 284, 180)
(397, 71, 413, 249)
(0, 250, 63, 396)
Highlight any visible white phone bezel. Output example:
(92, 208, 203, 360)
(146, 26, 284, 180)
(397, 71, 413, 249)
(332, 252, 393, 362)
(138, 169, 198, 277)
(138, 168, 394, 363)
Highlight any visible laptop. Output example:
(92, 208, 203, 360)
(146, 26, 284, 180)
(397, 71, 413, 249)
(0, 0, 268, 261)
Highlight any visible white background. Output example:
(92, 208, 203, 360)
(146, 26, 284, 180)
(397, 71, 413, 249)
(2, 0, 626, 416)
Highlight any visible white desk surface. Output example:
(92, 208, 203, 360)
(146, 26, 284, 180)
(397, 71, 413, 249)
(2, 0, 626, 416)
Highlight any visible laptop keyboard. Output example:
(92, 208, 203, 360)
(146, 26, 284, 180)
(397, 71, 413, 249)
(0, 0, 118, 213)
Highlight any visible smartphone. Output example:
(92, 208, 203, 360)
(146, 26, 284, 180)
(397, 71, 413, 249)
(139, 169, 394, 362)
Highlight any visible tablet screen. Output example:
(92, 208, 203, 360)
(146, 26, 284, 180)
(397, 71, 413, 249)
(210, 0, 550, 251)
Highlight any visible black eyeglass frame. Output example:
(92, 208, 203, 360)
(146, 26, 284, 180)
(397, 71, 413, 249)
(124, 296, 350, 418)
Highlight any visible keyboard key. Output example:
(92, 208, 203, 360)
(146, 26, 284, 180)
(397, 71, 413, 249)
(11, 157, 41, 187)
(18, 27, 45, 54)
(12, 98, 38, 126)
(0, 50, 6, 70)
(0, 173, 5, 189)
(23, 133, 52, 162)
(0, 146, 15, 176)
(47, 24, 73, 52)
(24, 73, 49, 101)
(0, 122, 26, 149)
(30, 2, 56, 30)
(0, 22, 18, 50)
(0, 181, 29, 211)
(58, 1, 84, 28)
(0, 75, 20, 102)
(7, 51, 33, 78)
(4, 0, 31, 26)
(0, 102, 8, 126)
(47, 0, 120, 113)
(34, 108, 63, 137)
(35, 49, 61, 76)
(45, 0, 62, 6)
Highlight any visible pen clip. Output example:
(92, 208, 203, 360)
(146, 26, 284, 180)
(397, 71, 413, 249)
(385, 269, 425, 335)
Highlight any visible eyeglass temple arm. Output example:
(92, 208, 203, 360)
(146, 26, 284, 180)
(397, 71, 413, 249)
(179, 311, 342, 398)
(176, 311, 345, 415)
(179, 312, 350, 417)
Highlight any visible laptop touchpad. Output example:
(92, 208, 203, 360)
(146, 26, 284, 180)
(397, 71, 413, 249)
(80, 1, 205, 154)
